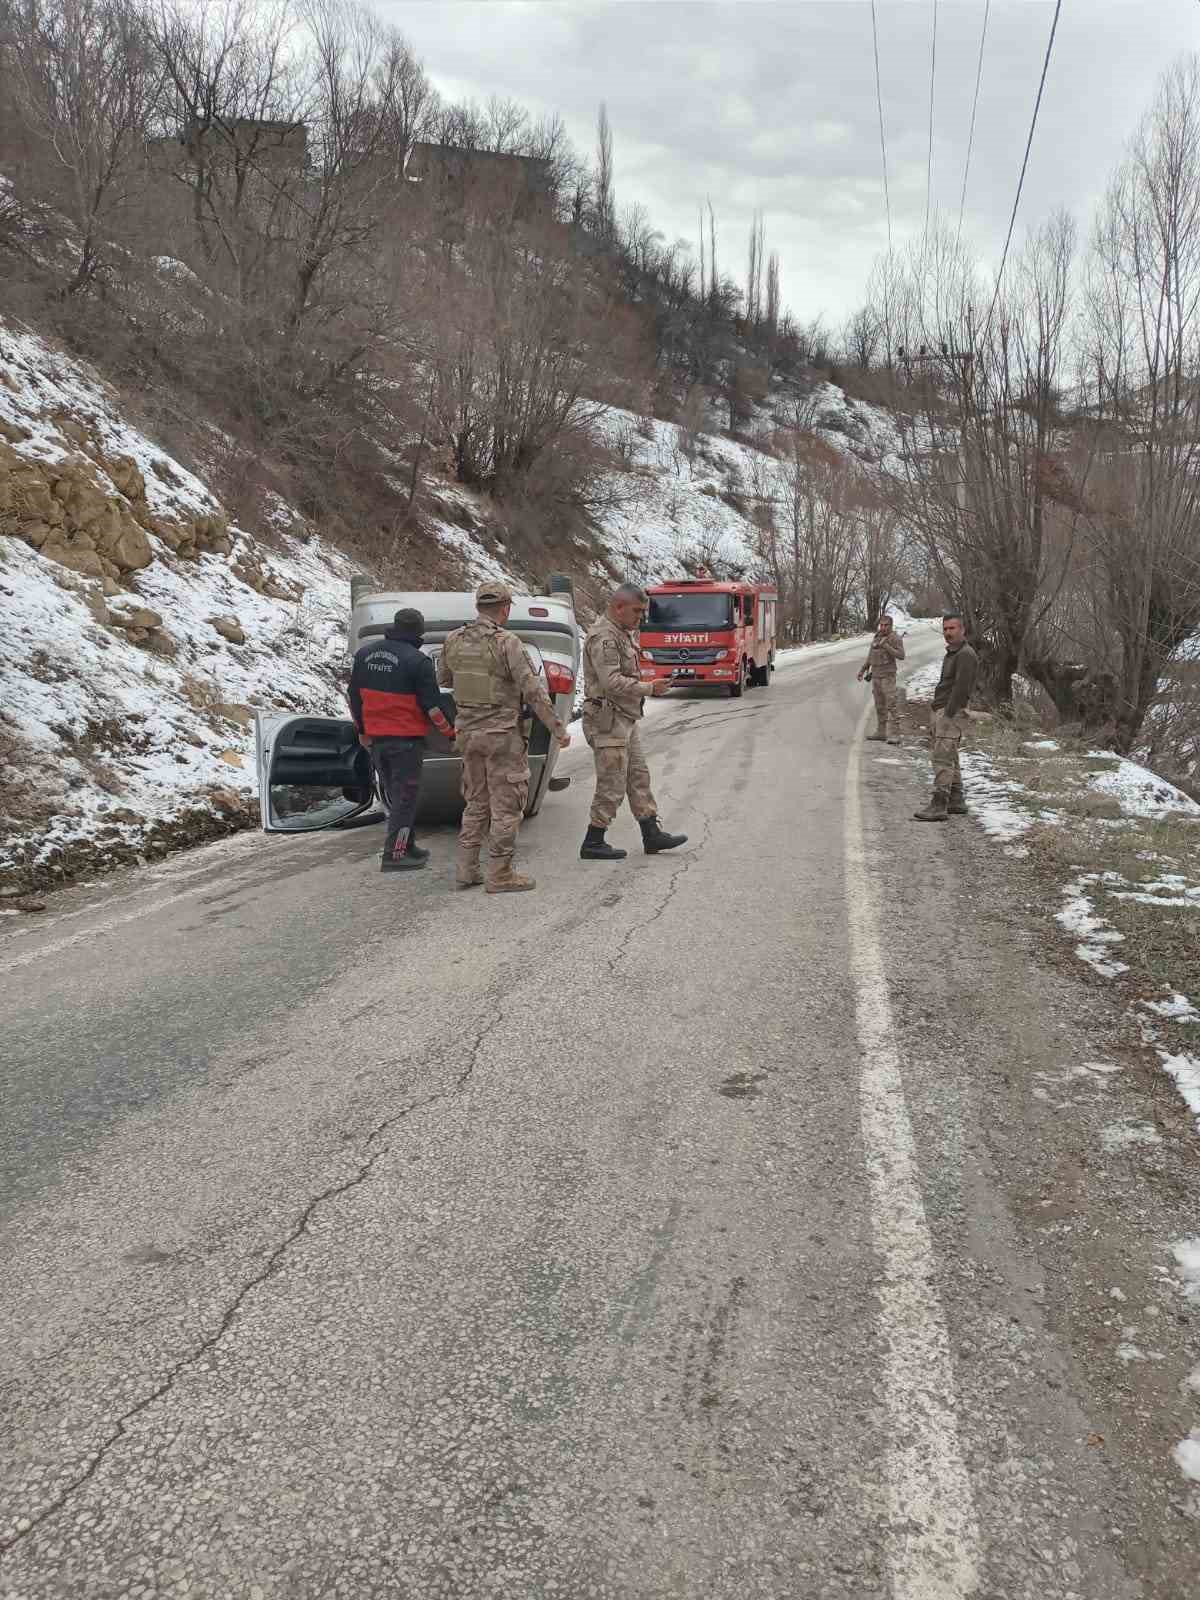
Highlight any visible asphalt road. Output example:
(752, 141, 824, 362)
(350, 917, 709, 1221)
(2, 634, 1198, 1599)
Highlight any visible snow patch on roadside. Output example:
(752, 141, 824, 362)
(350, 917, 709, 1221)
(959, 752, 1055, 846)
(903, 661, 943, 701)
(1055, 876, 1130, 978)
(1090, 760, 1200, 820)
(1168, 1242, 1200, 1483)
(1159, 1053, 1200, 1127)
(1143, 993, 1200, 1024)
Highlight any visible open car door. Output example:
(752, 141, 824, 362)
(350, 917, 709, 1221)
(255, 713, 378, 832)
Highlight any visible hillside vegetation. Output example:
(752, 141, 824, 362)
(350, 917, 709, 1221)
(4, 0, 1199, 889)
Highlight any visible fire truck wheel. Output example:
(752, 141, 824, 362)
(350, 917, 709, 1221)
(730, 659, 748, 698)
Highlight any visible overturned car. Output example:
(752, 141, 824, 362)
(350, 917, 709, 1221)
(255, 575, 581, 833)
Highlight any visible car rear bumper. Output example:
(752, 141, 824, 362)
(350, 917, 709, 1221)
(410, 755, 548, 822)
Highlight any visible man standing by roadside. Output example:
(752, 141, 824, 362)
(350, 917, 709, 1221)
(914, 612, 978, 822)
(438, 581, 569, 894)
(856, 613, 905, 743)
(579, 583, 688, 861)
(348, 608, 455, 872)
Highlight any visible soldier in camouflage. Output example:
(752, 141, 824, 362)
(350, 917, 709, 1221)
(438, 581, 569, 892)
(578, 583, 688, 862)
(856, 613, 905, 743)
(914, 613, 978, 822)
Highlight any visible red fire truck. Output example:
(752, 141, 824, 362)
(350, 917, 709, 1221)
(639, 575, 779, 698)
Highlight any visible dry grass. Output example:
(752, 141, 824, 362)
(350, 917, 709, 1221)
(909, 688, 1200, 1026)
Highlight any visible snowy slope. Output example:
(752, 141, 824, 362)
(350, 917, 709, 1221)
(0, 322, 511, 887)
(589, 387, 904, 586)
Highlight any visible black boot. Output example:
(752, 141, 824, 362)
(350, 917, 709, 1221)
(382, 833, 430, 871)
(947, 787, 968, 816)
(639, 816, 687, 854)
(580, 825, 627, 861)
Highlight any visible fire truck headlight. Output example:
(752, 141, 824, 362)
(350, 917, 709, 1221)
(641, 648, 652, 661)
(716, 649, 730, 662)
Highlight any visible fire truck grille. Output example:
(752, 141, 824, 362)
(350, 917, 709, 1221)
(646, 647, 722, 664)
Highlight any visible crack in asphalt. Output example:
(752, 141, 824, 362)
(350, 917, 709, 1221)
(606, 806, 715, 980)
(1, 736, 728, 1558)
(0, 1003, 504, 1561)
(656, 707, 770, 739)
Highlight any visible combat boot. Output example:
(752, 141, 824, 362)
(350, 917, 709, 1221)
(485, 864, 536, 893)
(456, 849, 484, 888)
(580, 825, 627, 861)
(913, 789, 950, 822)
(639, 816, 687, 854)
(947, 787, 968, 816)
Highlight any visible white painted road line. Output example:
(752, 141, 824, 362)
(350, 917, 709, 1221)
(844, 700, 982, 1598)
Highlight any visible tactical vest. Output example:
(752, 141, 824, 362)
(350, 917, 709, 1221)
(444, 625, 521, 711)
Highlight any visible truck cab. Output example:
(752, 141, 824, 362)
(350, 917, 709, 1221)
(639, 578, 778, 698)
(255, 577, 580, 833)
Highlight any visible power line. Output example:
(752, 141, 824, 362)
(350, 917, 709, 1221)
(925, 0, 938, 244)
(987, 0, 1063, 325)
(870, 0, 892, 252)
(957, 0, 990, 248)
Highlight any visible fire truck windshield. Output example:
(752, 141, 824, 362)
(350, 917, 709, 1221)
(645, 593, 735, 630)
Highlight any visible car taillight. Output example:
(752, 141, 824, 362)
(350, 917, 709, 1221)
(545, 663, 575, 696)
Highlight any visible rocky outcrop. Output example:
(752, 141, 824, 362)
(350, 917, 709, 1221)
(1, 443, 153, 579)
(0, 412, 238, 580)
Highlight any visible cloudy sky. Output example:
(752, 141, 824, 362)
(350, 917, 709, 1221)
(379, 1, 1200, 329)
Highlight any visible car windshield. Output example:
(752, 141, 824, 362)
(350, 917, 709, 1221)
(645, 593, 735, 630)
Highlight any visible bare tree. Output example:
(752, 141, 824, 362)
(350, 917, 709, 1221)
(418, 203, 645, 499)
(285, 0, 417, 333)
(147, 0, 307, 302)
(592, 100, 614, 243)
(9, 0, 167, 293)
(765, 250, 780, 346)
(876, 216, 1087, 700)
(745, 210, 764, 330)
(842, 304, 882, 369)
(1069, 55, 1200, 748)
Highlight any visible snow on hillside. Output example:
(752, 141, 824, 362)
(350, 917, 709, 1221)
(590, 386, 904, 586)
(592, 409, 765, 579)
(0, 322, 505, 888)
(0, 317, 912, 890)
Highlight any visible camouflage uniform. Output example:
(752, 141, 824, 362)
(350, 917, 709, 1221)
(861, 628, 905, 740)
(915, 640, 979, 820)
(438, 603, 565, 888)
(581, 615, 657, 827)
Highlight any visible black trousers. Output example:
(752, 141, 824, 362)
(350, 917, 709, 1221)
(371, 737, 426, 860)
